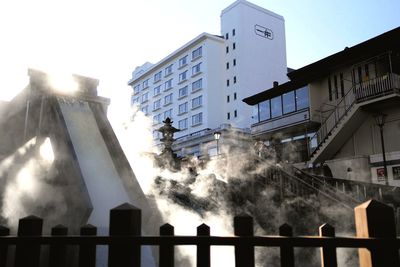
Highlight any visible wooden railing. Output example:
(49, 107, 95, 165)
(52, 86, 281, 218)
(0, 200, 399, 266)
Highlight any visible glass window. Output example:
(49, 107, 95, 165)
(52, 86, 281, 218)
(282, 91, 295, 114)
(179, 86, 188, 98)
(232, 29, 236, 36)
(133, 84, 140, 94)
(225, 33, 229, 40)
(165, 64, 173, 76)
(154, 85, 161, 96)
(141, 105, 148, 115)
(227, 112, 230, 120)
(192, 79, 202, 92)
(253, 105, 259, 123)
(164, 79, 173, 91)
(233, 43, 236, 50)
(131, 96, 140, 105)
(179, 102, 188, 114)
(234, 110, 237, 117)
(226, 46, 229, 53)
(233, 59, 236, 66)
(164, 109, 172, 120)
(271, 96, 282, 118)
(178, 118, 188, 130)
(164, 93, 173, 105)
(154, 71, 162, 82)
(234, 92, 237, 100)
(259, 100, 270, 121)
(296, 87, 309, 110)
(141, 92, 149, 103)
(153, 114, 162, 124)
(192, 62, 202, 75)
(142, 79, 149, 88)
(153, 99, 161, 110)
(192, 46, 202, 59)
(192, 95, 202, 109)
(179, 56, 187, 67)
(226, 62, 229, 70)
(179, 71, 187, 82)
(192, 112, 203, 125)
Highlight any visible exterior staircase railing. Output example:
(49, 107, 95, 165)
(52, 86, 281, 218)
(309, 73, 400, 159)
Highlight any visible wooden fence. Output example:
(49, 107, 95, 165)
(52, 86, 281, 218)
(0, 200, 399, 267)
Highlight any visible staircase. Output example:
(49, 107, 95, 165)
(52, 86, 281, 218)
(309, 73, 400, 164)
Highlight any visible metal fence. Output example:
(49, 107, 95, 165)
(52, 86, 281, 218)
(0, 200, 399, 267)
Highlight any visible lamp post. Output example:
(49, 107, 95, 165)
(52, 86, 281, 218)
(213, 131, 221, 156)
(374, 113, 389, 185)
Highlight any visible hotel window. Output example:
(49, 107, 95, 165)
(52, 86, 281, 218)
(192, 95, 202, 109)
(131, 96, 140, 105)
(179, 55, 188, 68)
(226, 62, 229, 70)
(164, 93, 173, 105)
(227, 112, 230, 120)
(225, 33, 229, 40)
(141, 105, 148, 115)
(179, 71, 188, 82)
(164, 109, 172, 120)
(154, 85, 161, 96)
(153, 114, 162, 124)
(192, 112, 203, 125)
(282, 91, 295, 114)
(142, 79, 149, 89)
(192, 62, 202, 76)
(271, 96, 282, 118)
(226, 46, 229, 53)
(234, 110, 237, 118)
(178, 118, 188, 130)
(192, 79, 202, 92)
(234, 76, 237, 84)
(165, 64, 173, 76)
(179, 86, 188, 98)
(192, 46, 202, 60)
(164, 79, 173, 91)
(133, 85, 140, 94)
(232, 29, 236, 36)
(227, 95, 230, 103)
(233, 59, 236, 66)
(227, 79, 230, 87)
(154, 71, 162, 82)
(153, 99, 161, 110)
(233, 43, 236, 50)
(178, 102, 188, 114)
(234, 92, 237, 100)
(340, 73, 345, 97)
(296, 87, 309, 110)
(141, 92, 149, 103)
(259, 100, 270, 121)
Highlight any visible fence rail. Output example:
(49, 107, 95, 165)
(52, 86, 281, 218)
(0, 200, 399, 267)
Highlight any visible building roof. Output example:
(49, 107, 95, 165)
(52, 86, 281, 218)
(243, 26, 400, 105)
(128, 33, 224, 85)
(288, 26, 400, 83)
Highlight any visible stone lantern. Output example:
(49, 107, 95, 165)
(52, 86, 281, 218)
(156, 117, 181, 170)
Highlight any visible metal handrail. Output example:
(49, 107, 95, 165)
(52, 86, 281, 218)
(309, 73, 400, 158)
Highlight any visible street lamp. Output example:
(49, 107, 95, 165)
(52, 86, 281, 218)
(213, 131, 221, 156)
(374, 113, 388, 185)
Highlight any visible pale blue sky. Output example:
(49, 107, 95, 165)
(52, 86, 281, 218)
(0, 0, 398, 101)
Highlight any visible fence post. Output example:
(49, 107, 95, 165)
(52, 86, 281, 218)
(15, 215, 43, 267)
(319, 223, 337, 267)
(160, 223, 174, 267)
(49, 224, 68, 267)
(79, 224, 97, 267)
(355, 199, 400, 267)
(197, 224, 210, 267)
(279, 223, 294, 267)
(0, 226, 10, 267)
(109, 203, 141, 267)
(234, 214, 254, 267)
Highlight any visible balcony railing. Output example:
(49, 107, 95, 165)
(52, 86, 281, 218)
(309, 73, 400, 158)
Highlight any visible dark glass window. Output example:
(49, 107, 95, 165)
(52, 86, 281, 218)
(328, 77, 332, 101)
(253, 106, 259, 123)
(259, 100, 270, 121)
(334, 75, 338, 99)
(296, 87, 309, 110)
(340, 73, 345, 97)
(282, 91, 295, 114)
(271, 96, 282, 118)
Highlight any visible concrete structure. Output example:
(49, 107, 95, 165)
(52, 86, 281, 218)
(244, 27, 400, 186)
(0, 69, 159, 266)
(128, 0, 287, 157)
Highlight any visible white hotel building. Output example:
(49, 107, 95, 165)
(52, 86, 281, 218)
(128, 0, 288, 156)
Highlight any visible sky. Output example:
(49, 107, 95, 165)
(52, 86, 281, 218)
(0, 0, 399, 102)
